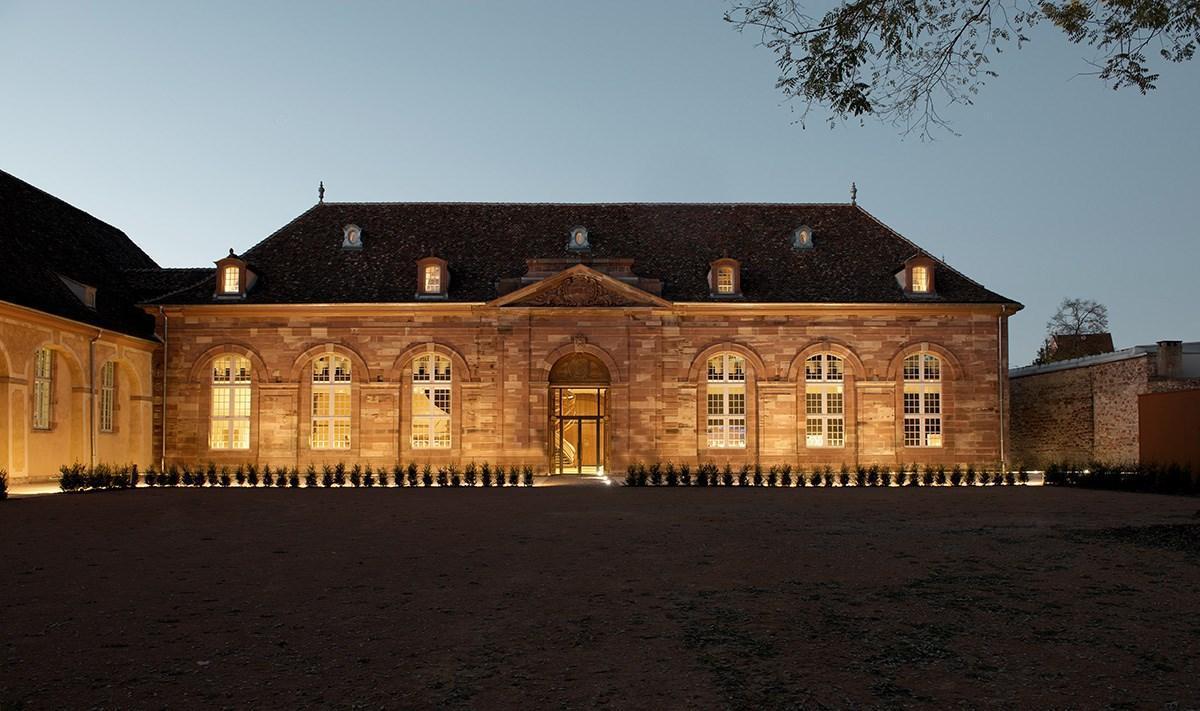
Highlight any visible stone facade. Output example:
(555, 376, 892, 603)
(0, 302, 156, 481)
(1010, 342, 1200, 467)
(156, 300, 1013, 472)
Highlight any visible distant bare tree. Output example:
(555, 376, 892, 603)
(1032, 297, 1109, 363)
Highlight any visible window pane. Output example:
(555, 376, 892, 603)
(233, 386, 251, 417)
(827, 391, 844, 415)
(312, 390, 328, 416)
(333, 421, 351, 449)
(231, 420, 249, 449)
(211, 420, 228, 449)
(904, 418, 921, 446)
(728, 392, 745, 415)
(311, 420, 329, 449)
(903, 355, 921, 381)
(903, 392, 921, 414)
(924, 392, 941, 415)
(432, 418, 451, 448)
(805, 392, 822, 415)
(707, 357, 722, 382)
(412, 420, 430, 448)
(333, 388, 351, 417)
(805, 355, 822, 381)
(707, 392, 723, 416)
(827, 355, 843, 381)
(828, 418, 845, 447)
(924, 354, 941, 381)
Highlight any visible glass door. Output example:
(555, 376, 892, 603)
(551, 387, 607, 474)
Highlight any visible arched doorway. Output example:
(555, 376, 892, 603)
(549, 353, 610, 475)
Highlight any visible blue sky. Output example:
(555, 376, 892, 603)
(2, 1, 1196, 363)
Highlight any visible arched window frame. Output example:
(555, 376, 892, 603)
(210, 354, 251, 450)
(902, 351, 943, 448)
(411, 353, 452, 449)
(310, 354, 352, 450)
(99, 361, 116, 434)
(804, 354, 845, 448)
(706, 353, 747, 449)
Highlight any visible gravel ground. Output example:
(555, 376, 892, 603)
(1, 487, 1198, 709)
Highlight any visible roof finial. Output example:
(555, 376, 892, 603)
(318, 181, 325, 204)
(850, 182, 857, 206)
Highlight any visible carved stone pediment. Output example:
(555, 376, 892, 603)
(490, 264, 669, 308)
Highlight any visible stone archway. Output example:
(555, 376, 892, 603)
(548, 353, 610, 475)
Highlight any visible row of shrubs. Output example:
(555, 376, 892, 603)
(1044, 462, 1197, 496)
(623, 462, 1030, 487)
(59, 461, 536, 491)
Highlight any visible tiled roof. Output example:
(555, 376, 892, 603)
(1048, 333, 1115, 361)
(0, 169, 161, 339)
(151, 202, 1018, 306)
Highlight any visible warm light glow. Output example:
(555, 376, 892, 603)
(716, 266, 734, 294)
(412, 353, 451, 448)
(222, 266, 240, 293)
(32, 347, 53, 430)
(99, 361, 115, 433)
(311, 354, 351, 449)
(911, 265, 930, 292)
(805, 354, 845, 448)
(423, 265, 441, 293)
(211, 355, 250, 449)
(903, 352, 942, 447)
(706, 353, 746, 448)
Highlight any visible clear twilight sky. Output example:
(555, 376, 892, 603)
(1, 1, 1196, 363)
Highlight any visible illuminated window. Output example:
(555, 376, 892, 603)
(805, 354, 844, 448)
(311, 354, 351, 449)
(706, 353, 746, 448)
(99, 361, 115, 433)
(222, 266, 240, 294)
(423, 265, 441, 293)
(210, 355, 250, 449)
(411, 353, 452, 449)
(32, 348, 53, 430)
(716, 267, 734, 294)
(903, 352, 942, 447)
(911, 266, 930, 293)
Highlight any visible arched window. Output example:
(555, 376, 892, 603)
(706, 353, 746, 448)
(804, 354, 844, 448)
(99, 361, 115, 433)
(211, 355, 250, 449)
(411, 353, 451, 449)
(32, 347, 53, 430)
(311, 354, 352, 449)
(903, 352, 942, 447)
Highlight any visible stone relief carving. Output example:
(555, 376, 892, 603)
(516, 274, 648, 307)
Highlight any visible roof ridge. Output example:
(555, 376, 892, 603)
(317, 200, 859, 207)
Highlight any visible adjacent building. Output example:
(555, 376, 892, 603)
(1010, 340, 1200, 467)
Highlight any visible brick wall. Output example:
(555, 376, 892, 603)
(158, 304, 1012, 472)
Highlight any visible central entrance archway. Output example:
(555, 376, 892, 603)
(549, 353, 610, 475)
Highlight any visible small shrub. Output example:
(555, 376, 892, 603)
(624, 464, 639, 487)
(305, 464, 318, 488)
(155, 467, 169, 487)
(436, 467, 449, 487)
(738, 464, 751, 487)
(922, 465, 934, 487)
(935, 466, 947, 487)
(481, 462, 492, 488)
(636, 464, 648, 487)
(449, 464, 462, 487)
(495, 464, 509, 487)
(840, 465, 851, 487)
(649, 462, 663, 486)
(262, 465, 274, 488)
(893, 468, 905, 487)
(811, 470, 824, 488)
(522, 465, 534, 487)
(752, 465, 764, 487)
(286, 467, 298, 488)
(364, 465, 375, 487)
(206, 462, 218, 487)
(782, 465, 794, 488)
(322, 464, 334, 488)
(131, 464, 142, 488)
(350, 464, 362, 488)
(823, 466, 834, 487)
(508, 466, 519, 487)
(950, 466, 962, 487)
(407, 462, 419, 488)
(993, 471, 1005, 486)
(422, 464, 434, 487)
(376, 465, 388, 487)
(334, 462, 347, 487)
(247, 464, 259, 488)
(220, 466, 232, 487)
(182, 466, 194, 487)
(59, 463, 84, 491)
(234, 465, 245, 487)
(854, 466, 866, 488)
(666, 463, 678, 487)
(694, 464, 709, 487)
(965, 465, 977, 486)
(679, 464, 692, 487)
(882, 467, 893, 487)
(464, 462, 478, 487)
(0, 468, 8, 500)
(392, 464, 406, 488)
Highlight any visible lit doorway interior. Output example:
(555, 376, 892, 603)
(548, 353, 610, 475)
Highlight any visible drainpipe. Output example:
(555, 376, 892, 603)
(997, 307, 1006, 470)
(159, 306, 168, 472)
(89, 329, 102, 468)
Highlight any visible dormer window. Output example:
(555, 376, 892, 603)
(222, 266, 240, 294)
(708, 258, 742, 297)
(911, 266, 930, 293)
(899, 255, 936, 296)
(416, 256, 448, 299)
(423, 264, 441, 293)
(566, 226, 590, 252)
(792, 225, 814, 250)
(214, 249, 254, 299)
(342, 224, 363, 250)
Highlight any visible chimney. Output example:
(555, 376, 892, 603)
(1155, 340, 1183, 378)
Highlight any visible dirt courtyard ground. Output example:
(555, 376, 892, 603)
(2, 487, 1198, 709)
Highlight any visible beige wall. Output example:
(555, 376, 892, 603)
(158, 302, 1013, 472)
(0, 302, 156, 481)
